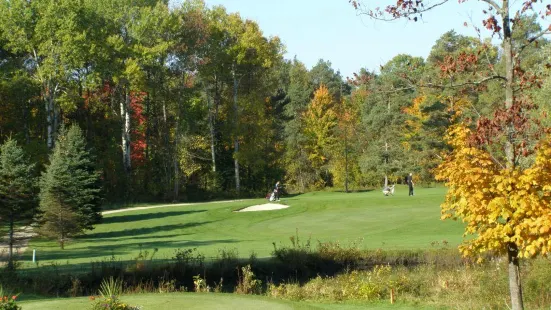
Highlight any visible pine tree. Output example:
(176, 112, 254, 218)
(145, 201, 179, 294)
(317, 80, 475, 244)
(39, 125, 102, 249)
(0, 138, 37, 268)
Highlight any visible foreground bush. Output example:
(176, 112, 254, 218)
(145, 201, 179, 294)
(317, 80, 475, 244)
(3, 241, 551, 309)
(266, 257, 551, 309)
(90, 277, 141, 310)
(0, 285, 21, 310)
(0, 296, 21, 310)
(268, 265, 407, 301)
(90, 295, 141, 310)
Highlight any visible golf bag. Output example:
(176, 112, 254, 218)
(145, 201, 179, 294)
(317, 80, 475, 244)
(382, 184, 395, 196)
(266, 190, 277, 201)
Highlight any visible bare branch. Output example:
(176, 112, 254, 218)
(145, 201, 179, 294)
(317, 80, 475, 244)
(368, 74, 506, 96)
(515, 27, 551, 60)
(468, 14, 500, 77)
(373, 86, 416, 94)
(422, 75, 506, 89)
(354, 0, 451, 22)
(486, 147, 507, 169)
(480, 0, 501, 13)
(466, 98, 482, 118)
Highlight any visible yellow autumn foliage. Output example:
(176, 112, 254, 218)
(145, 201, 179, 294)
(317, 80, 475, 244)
(403, 95, 428, 139)
(435, 124, 551, 259)
(303, 85, 338, 169)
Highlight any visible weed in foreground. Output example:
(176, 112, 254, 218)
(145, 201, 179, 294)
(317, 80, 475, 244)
(90, 277, 140, 310)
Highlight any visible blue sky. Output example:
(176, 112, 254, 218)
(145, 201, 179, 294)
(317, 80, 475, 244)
(176, 0, 495, 78)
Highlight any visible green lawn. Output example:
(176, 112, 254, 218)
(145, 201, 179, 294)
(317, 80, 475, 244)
(19, 293, 432, 310)
(23, 186, 463, 266)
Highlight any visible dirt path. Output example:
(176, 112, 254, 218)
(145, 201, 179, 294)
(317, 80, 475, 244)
(0, 226, 37, 262)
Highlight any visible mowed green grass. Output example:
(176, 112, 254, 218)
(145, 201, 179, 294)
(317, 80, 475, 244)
(23, 186, 464, 266)
(19, 293, 430, 310)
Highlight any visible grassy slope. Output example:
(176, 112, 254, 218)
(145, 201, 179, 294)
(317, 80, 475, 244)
(19, 293, 431, 310)
(23, 186, 463, 266)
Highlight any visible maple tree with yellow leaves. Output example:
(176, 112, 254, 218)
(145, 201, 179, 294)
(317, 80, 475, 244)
(303, 85, 338, 187)
(436, 124, 551, 260)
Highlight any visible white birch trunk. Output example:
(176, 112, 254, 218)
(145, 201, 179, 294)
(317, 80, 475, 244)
(121, 90, 132, 173)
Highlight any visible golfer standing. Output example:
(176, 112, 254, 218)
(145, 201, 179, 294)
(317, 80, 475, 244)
(406, 173, 414, 196)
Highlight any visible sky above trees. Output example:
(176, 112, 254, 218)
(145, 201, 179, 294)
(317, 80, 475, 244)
(172, 0, 499, 78)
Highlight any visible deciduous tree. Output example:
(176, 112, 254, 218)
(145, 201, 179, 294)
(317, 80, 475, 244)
(351, 1, 551, 308)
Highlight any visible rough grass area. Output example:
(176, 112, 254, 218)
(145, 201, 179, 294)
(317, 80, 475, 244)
(18, 293, 422, 310)
(22, 186, 463, 266)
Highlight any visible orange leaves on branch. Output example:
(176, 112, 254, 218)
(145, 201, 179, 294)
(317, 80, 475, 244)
(436, 125, 551, 259)
(347, 71, 373, 86)
(521, 0, 537, 13)
(482, 15, 501, 33)
(438, 52, 478, 77)
(468, 98, 544, 160)
(515, 63, 543, 90)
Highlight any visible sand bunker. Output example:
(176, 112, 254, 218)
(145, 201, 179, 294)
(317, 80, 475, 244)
(236, 203, 289, 212)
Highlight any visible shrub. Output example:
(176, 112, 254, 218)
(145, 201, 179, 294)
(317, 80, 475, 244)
(0, 285, 21, 310)
(317, 238, 364, 266)
(193, 275, 210, 293)
(267, 265, 408, 302)
(235, 265, 261, 295)
(0, 295, 21, 310)
(99, 277, 123, 298)
(90, 295, 141, 310)
(90, 277, 140, 310)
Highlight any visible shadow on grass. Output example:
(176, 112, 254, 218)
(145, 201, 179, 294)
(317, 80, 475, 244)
(80, 221, 215, 240)
(101, 210, 207, 224)
(334, 189, 374, 193)
(30, 238, 240, 261)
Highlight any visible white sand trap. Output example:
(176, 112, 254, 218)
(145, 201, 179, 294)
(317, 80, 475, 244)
(237, 203, 289, 212)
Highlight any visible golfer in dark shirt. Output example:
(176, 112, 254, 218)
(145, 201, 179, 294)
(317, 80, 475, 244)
(406, 173, 414, 196)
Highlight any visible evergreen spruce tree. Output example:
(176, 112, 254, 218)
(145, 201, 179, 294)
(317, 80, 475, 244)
(39, 125, 102, 249)
(0, 138, 37, 268)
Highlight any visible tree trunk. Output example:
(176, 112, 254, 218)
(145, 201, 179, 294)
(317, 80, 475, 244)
(344, 132, 349, 193)
(53, 103, 60, 144)
(173, 124, 180, 201)
(206, 89, 217, 172)
(384, 96, 390, 189)
(173, 93, 181, 201)
(173, 155, 179, 201)
(508, 243, 524, 310)
(145, 91, 150, 163)
(24, 100, 30, 144)
(46, 90, 55, 149)
(120, 89, 132, 173)
(232, 64, 240, 193)
(8, 216, 14, 269)
(44, 79, 61, 149)
(501, 1, 523, 309)
(384, 139, 389, 188)
(502, 0, 515, 164)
